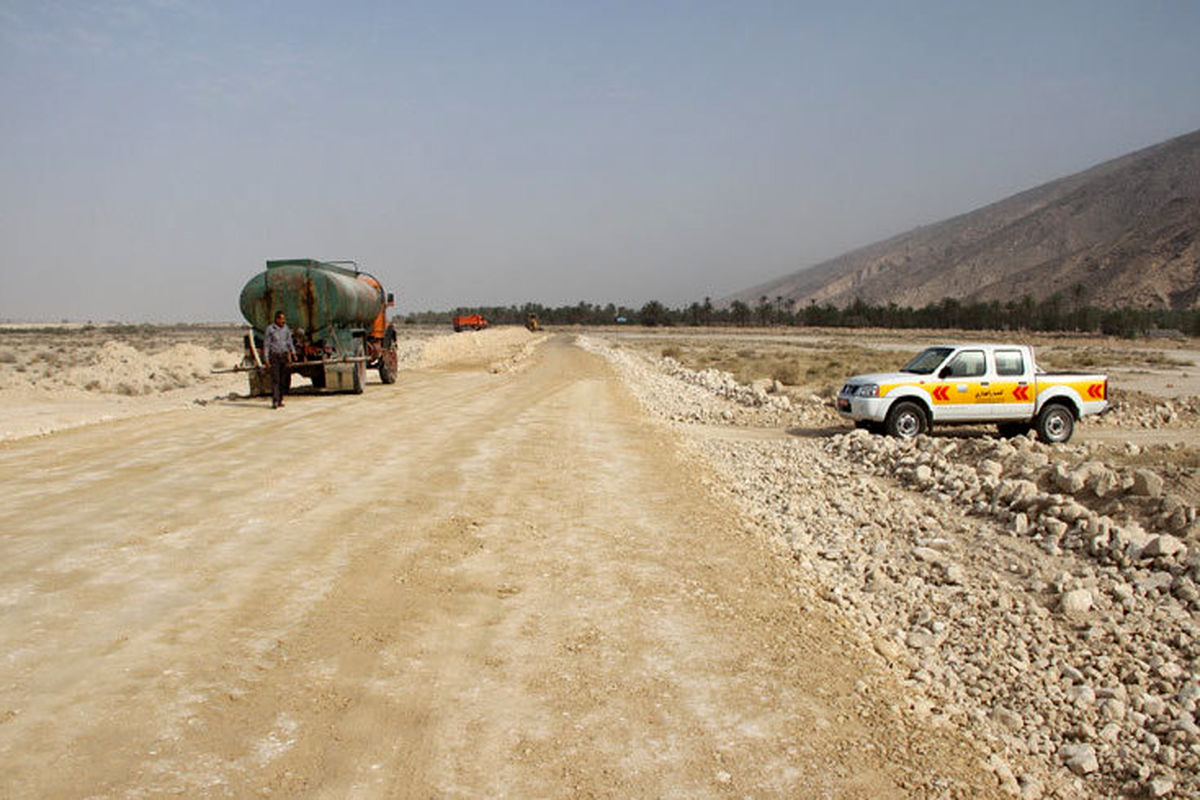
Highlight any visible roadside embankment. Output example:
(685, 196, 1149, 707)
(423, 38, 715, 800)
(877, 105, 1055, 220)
(580, 333, 1199, 800)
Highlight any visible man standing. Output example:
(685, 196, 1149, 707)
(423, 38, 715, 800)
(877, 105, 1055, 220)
(263, 310, 296, 409)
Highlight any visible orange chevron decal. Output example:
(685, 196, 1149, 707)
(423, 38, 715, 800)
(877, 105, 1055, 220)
(932, 385, 950, 402)
(1087, 383, 1105, 400)
(1013, 385, 1030, 401)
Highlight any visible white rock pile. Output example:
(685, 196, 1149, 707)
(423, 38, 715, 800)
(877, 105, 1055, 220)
(578, 337, 836, 428)
(1091, 395, 1200, 430)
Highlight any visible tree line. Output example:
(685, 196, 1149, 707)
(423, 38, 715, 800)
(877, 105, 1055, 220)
(406, 293, 1200, 338)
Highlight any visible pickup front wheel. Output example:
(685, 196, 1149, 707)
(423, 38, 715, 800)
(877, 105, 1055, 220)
(885, 401, 928, 439)
(1035, 403, 1074, 444)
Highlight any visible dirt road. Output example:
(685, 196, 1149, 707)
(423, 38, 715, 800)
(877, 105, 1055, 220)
(0, 337, 999, 798)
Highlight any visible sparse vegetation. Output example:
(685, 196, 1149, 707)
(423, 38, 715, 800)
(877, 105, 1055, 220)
(404, 295, 1200, 338)
(629, 336, 910, 392)
(1040, 347, 1192, 371)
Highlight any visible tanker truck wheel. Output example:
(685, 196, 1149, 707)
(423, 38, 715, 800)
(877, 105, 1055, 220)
(248, 368, 271, 398)
(379, 351, 397, 384)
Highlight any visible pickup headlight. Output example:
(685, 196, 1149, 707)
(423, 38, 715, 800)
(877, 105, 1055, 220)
(857, 383, 880, 398)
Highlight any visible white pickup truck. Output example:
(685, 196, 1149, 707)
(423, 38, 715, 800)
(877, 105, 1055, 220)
(837, 344, 1108, 443)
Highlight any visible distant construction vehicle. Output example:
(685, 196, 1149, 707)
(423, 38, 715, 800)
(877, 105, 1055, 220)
(452, 313, 489, 332)
(235, 259, 399, 395)
(525, 313, 540, 332)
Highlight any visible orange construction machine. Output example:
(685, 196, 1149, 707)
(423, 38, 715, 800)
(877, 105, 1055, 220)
(452, 314, 489, 332)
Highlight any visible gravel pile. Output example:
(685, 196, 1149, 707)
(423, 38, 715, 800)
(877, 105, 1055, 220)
(830, 433, 1200, 561)
(416, 326, 538, 368)
(13, 341, 243, 395)
(578, 338, 837, 429)
(395, 337, 427, 367)
(1093, 394, 1200, 430)
(581, 334, 1200, 799)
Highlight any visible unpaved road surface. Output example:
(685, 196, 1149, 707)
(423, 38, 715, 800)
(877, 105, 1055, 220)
(1, 337, 999, 798)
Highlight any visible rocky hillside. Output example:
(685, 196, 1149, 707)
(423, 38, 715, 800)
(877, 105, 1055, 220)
(731, 128, 1200, 310)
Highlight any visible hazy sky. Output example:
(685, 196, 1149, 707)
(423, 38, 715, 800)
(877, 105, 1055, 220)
(2, 1, 1199, 321)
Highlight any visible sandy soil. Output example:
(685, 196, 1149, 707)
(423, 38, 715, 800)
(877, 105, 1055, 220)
(0, 331, 1003, 798)
(4, 325, 1198, 797)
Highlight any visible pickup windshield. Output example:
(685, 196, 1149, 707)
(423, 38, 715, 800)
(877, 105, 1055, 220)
(902, 347, 955, 375)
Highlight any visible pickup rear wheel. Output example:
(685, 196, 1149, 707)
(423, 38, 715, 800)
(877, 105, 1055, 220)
(1035, 403, 1074, 444)
(885, 401, 927, 439)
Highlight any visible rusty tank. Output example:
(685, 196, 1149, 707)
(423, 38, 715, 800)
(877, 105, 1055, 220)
(238, 259, 399, 395)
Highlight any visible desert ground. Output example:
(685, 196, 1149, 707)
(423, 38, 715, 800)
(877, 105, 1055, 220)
(0, 323, 1197, 798)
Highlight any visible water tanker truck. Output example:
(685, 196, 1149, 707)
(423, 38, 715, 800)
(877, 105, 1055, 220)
(236, 259, 399, 396)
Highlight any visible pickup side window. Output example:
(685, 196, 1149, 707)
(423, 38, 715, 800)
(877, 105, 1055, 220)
(945, 350, 985, 378)
(995, 350, 1025, 376)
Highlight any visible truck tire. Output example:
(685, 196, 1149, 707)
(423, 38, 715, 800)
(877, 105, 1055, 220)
(1035, 403, 1074, 444)
(248, 367, 271, 397)
(352, 362, 364, 394)
(379, 355, 397, 385)
(885, 401, 927, 439)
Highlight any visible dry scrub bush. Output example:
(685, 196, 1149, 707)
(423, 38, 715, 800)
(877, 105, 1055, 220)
(0, 352, 16, 364)
(1041, 347, 1191, 371)
(769, 361, 801, 385)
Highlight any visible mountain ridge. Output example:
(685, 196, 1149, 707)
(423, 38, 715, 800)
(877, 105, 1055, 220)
(727, 128, 1200, 310)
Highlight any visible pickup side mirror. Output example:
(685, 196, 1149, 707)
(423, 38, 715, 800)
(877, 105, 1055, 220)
(938, 366, 951, 379)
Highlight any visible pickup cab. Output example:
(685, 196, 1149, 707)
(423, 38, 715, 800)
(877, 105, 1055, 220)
(837, 344, 1108, 443)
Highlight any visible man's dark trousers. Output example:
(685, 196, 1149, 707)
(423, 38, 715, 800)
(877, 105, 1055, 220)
(270, 358, 289, 407)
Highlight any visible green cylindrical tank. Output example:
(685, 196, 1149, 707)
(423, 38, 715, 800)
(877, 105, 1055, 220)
(239, 259, 383, 334)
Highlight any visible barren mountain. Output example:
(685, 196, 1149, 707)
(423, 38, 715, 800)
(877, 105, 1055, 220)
(731, 128, 1200, 310)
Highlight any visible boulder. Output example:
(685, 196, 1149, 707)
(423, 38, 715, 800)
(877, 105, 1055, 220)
(1132, 469, 1165, 498)
(1112, 522, 1154, 558)
(992, 707, 1024, 731)
(1060, 588, 1094, 617)
(1143, 534, 1186, 560)
(1146, 777, 1175, 798)
(1053, 464, 1087, 494)
(978, 459, 1004, 479)
(1044, 518, 1069, 539)
(1087, 467, 1121, 498)
(1058, 743, 1099, 775)
(906, 629, 937, 649)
